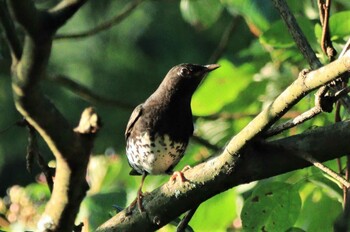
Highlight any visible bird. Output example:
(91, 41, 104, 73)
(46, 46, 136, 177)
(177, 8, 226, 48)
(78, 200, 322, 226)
(125, 63, 220, 212)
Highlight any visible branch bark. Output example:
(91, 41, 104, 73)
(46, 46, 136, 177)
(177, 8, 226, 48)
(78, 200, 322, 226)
(97, 120, 350, 231)
(1, 0, 100, 231)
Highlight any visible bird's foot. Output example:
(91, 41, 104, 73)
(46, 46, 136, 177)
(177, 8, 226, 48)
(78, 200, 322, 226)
(170, 165, 191, 183)
(126, 190, 145, 215)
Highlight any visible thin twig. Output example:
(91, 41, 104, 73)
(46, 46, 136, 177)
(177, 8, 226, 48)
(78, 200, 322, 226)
(318, 0, 336, 60)
(339, 37, 350, 58)
(191, 135, 220, 152)
(47, 74, 134, 110)
(208, 16, 241, 64)
(0, 0, 22, 60)
(55, 0, 144, 40)
(194, 111, 301, 121)
(265, 85, 350, 137)
(176, 205, 199, 232)
(0, 119, 24, 135)
(296, 151, 350, 188)
(194, 112, 256, 121)
(264, 106, 322, 137)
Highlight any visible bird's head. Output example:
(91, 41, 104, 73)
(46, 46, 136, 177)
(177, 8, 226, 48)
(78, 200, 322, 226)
(172, 63, 220, 81)
(162, 63, 220, 97)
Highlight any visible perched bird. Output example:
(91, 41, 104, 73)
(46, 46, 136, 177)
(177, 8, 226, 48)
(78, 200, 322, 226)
(125, 63, 220, 212)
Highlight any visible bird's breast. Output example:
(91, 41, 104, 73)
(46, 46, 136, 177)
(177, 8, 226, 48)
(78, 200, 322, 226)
(126, 133, 187, 175)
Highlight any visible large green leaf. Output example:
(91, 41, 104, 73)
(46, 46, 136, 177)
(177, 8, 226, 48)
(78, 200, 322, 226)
(79, 191, 126, 231)
(241, 182, 301, 231)
(260, 17, 317, 48)
(192, 59, 254, 116)
(180, 0, 223, 29)
(295, 183, 342, 231)
(190, 188, 237, 231)
(315, 11, 350, 42)
(223, 0, 279, 33)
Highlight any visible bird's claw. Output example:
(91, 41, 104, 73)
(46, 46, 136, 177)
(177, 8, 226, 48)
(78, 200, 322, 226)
(170, 165, 191, 183)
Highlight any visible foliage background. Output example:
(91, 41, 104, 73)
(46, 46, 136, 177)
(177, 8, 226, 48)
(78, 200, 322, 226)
(0, 0, 349, 231)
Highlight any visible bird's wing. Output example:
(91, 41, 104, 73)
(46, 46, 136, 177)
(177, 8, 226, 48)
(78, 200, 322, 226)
(125, 104, 143, 140)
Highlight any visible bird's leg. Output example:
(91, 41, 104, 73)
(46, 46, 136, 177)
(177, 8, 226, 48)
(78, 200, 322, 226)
(170, 165, 191, 182)
(126, 173, 147, 215)
(136, 173, 147, 211)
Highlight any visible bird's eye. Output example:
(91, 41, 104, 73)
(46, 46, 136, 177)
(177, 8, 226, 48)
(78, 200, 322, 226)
(179, 67, 190, 77)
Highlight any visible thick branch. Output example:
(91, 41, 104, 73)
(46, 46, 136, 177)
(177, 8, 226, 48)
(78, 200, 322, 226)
(97, 120, 350, 231)
(6, 0, 91, 231)
(222, 52, 350, 163)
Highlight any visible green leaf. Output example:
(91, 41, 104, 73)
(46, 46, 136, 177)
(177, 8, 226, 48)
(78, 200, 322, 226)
(261, 17, 316, 48)
(223, 0, 279, 33)
(295, 184, 342, 231)
(180, 0, 223, 29)
(315, 11, 350, 43)
(190, 188, 237, 231)
(79, 191, 127, 231)
(241, 182, 301, 231)
(24, 183, 50, 202)
(192, 59, 254, 115)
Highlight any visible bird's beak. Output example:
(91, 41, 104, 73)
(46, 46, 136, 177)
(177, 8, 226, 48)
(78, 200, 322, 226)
(204, 64, 220, 72)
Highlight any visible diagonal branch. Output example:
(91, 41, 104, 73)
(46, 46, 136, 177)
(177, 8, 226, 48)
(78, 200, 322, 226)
(222, 52, 350, 161)
(271, 0, 322, 69)
(97, 120, 350, 231)
(49, 0, 88, 30)
(47, 74, 134, 110)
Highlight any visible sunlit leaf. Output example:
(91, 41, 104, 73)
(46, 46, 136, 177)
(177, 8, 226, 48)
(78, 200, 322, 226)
(190, 189, 237, 231)
(192, 59, 254, 116)
(79, 191, 127, 231)
(180, 0, 223, 29)
(295, 184, 342, 231)
(223, 0, 279, 34)
(260, 17, 316, 48)
(24, 183, 50, 202)
(241, 182, 301, 231)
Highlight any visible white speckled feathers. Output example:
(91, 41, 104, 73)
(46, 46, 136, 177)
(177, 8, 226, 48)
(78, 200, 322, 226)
(126, 133, 186, 175)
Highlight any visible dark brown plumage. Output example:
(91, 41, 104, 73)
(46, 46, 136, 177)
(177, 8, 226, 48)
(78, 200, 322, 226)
(125, 63, 219, 212)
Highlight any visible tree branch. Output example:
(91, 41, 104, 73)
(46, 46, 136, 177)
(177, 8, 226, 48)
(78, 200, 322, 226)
(55, 0, 144, 40)
(271, 0, 322, 69)
(49, 0, 88, 30)
(4, 0, 98, 231)
(318, 0, 337, 60)
(222, 52, 350, 162)
(97, 119, 350, 231)
(47, 74, 134, 110)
